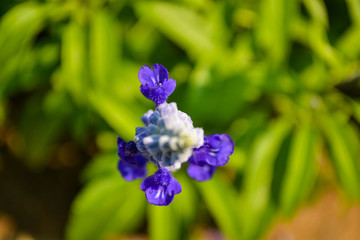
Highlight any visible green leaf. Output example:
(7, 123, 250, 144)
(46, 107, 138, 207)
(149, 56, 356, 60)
(320, 114, 360, 199)
(303, 0, 328, 26)
(19, 92, 69, 168)
(88, 91, 143, 140)
(171, 172, 198, 227)
(148, 203, 180, 240)
(89, 10, 119, 91)
(81, 152, 117, 183)
(337, 26, 360, 60)
(0, 2, 46, 60)
(307, 21, 342, 69)
(0, 2, 49, 97)
(135, 2, 216, 58)
(61, 18, 87, 104)
(196, 175, 240, 240)
(281, 123, 319, 215)
(345, 0, 360, 25)
(255, 0, 296, 63)
(351, 100, 360, 130)
(66, 174, 145, 240)
(241, 119, 292, 240)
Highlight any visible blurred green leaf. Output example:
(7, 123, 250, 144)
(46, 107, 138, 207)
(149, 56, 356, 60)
(96, 131, 119, 151)
(172, 172, 198, 229)
(19, 92, 69, 168)
(88, 91, 142, 140)
(90, 10, 119, 91)
(81, 152, 117, 183)
(135, 1, 216, 59)
(337, 26, 360, 60)
(196, 175, 240, 240)
(66, 174, 145, 240)
(351, 100, 360, 123)
(61, 18, 87, 104)
(307, 22, 342, 69)
(0, 2, 49, 97)
(148, 203, 180, 240)
(255, 0, 296, 63)
(303, 0, 328, 26)
(346, 0, 360, 25)
(241, 119, 292, 240)
(281, 123, 319, 215)
(320, 114, 360, 199)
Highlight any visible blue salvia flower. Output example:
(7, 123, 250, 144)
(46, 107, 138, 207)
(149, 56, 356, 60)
(138, 64, 176, 106)
(187, 134, 234, 181)
(135, 102, 204, 171)
(117, 137, 148, 181)
(117, 63, 234, 206)
(140, 168, 182, 206)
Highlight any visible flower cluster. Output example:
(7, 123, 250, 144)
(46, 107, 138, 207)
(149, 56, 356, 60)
(117, 64, 234, 206)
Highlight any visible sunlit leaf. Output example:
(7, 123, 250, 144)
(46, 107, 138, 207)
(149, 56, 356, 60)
(66, 174, 145, 240)
(88, 91, 143, 140)
(61, 18, 87, 104)
(90, 10, 119, 91)
(196, 175, 240, 240)
(81, 152, 118, 183)
(303, 0, 328, 26)
(135, 1, 216, 59)
(281, 123, 319, 215)
(255, 0, 296, 63)
(172, 172, 198, 228)
(320, 114, 360, 199)
(345, 0, 360, 25)
(241, 119, 292, 240)
(148, 203, 180, 240)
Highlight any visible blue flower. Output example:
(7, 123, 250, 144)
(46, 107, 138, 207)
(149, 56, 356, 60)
(140, 168, 182, 206)
(117, 137, 148, 181)
(187, 134, 234, 181)
(138, 64, 176, 106)
(187, 157, 216, 181)
(116, 63, 235, 206)
(135, 102, 204, 171)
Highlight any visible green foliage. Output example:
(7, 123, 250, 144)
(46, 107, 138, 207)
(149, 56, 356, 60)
(1, 0, 360, 239)
(280, 122, 319, 215)
(67, 162, 146, 240)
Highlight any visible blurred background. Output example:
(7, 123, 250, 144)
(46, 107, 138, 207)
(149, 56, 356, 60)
(0, 0, 359, 239)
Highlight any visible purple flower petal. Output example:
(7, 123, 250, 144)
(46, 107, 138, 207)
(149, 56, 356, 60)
(117, 137, 148, 181)
(138, 65, 155, 87)
(135, 154, 148, 166)
(140, 168, 181, 206)
(117, 137, 128, 159)
(117, 137, 138, 165)
(186, 134, 234, 181)
(140, 174, 155, 191)
(145, 185, 175, 206)
(140, 84, 169, 106)
(187, 156, 216, 181)
(138, 64, 176, 105)
(152, 63, 169, 84)
(190, 134, 234, 167)
(167, 177, 182, 194)
(205, 134, 234, 167)
(118, 160, 147, 181)
(162, 78, 176, 96)
(140, 83, 152, 99)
